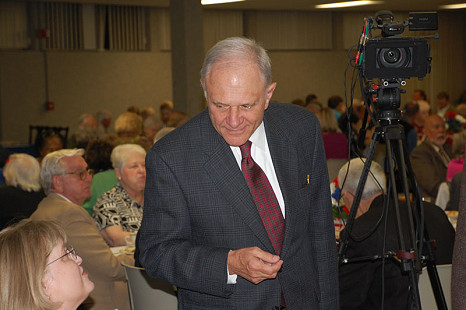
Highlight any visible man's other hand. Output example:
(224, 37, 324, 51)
(227, 247, 283, 284)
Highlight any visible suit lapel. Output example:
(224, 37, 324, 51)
(263, 110, 300, 257)
(200, 111, 274, 252)
(425, 141, 449, 168)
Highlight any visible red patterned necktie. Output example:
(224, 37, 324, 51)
(240, 140, 285, 255)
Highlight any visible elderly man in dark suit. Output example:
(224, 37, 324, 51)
(338, 159, 455, 310)
(410, 114, 453, 201)
(138, 37, 339, 309)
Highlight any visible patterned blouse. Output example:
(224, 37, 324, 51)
(93, 183, 143, 232)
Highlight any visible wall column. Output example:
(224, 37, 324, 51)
(169, 0, 205, 116)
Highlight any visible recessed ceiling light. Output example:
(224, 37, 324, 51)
(439, 3, 466, 9)
(201, 0, 245, 5)
(315, 1, 383, 9)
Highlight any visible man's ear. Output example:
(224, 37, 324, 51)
(264, 82, 277, 109)
(200, 80, 208, 100)
(52, 175, 63, 193)
(342, 191, 355, 209)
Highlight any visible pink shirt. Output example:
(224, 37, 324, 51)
(447, 158, 464, 182)
(322, 132, 349, 159)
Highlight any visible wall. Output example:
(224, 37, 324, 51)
(0, 51, 172, 143)
(0, 9, 465, 144)
(270, 50, 349, 104)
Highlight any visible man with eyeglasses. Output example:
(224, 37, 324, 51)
(30, 148, 134, 310)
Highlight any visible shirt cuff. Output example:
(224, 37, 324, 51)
(226, 250, 237, 284)
(227, 265, 237, 284)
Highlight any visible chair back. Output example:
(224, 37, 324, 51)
(418, 264, 452, 310)
(29, 125, 69, 151)
(122, 263, 177, 310)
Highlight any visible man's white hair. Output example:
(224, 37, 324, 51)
(200, 37, 272, 97)
(3, 154, 41, 192)
(338, 158, 386, 200)
(40, 149, 84, 195)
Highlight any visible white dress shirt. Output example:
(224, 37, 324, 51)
(227, 122, 286, 284)
(230, 122, 285, 216)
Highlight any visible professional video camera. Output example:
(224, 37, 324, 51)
(352, 11, 438, 115)
(361, 11, 438, 81)
(339, 11, 447, 310)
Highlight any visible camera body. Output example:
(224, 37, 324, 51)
(361, 12, 437, 81)
(363, 36, 431, 80)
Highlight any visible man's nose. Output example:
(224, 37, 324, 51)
(227, 107, 241, 127)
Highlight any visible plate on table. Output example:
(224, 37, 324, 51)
(111, 246, 135, 256)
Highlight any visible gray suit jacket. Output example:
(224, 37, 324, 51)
(30, 193, 134, 310)
(138, 102, 339, 309)
(410, 140, 452, 200)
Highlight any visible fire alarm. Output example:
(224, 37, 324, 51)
(46, 101, 54, 111)
(37, 29, 49, 38)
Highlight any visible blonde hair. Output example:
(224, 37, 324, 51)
(417, 100, 431, 114)
(3, 153, 42, 192)
(452, 131, 466, 158)
(114, 112, 143, 137)
(316, 107, 339, 133)
(160, 100, 174, 111)
(0, 219, 67, 310)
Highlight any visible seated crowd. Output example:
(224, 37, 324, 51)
(0, 101, 186, 309)
(0, 86, 465, 309)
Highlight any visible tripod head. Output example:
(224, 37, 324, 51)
(369, 79, 406, 125)
(356, 78, 406, 151)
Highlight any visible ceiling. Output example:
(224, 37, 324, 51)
(27, 0, 466, 12)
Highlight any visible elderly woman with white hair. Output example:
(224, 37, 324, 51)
(0, 153, 45, 230)
(93, 144, 146, 246)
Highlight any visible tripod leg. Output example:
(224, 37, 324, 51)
(338, 129, 381, 257)
(385, 137, 422, 310)
(425, 261, 448, 310)
(400, 137, 448, 310)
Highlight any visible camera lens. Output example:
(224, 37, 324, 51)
(384, 49, 400, 64)
(378, 47, 409, 68)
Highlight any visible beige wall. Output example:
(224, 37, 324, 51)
(270, 50, 349, 104)
(0, 51, 172, 143)
(0, 10, 465, 144)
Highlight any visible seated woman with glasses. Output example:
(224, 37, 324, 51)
(93, 144, 146, 247)
(0, 219, 94, 310)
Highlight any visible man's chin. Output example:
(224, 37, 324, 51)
(432, 138, 447, 147)
(224, 136, 249, 147)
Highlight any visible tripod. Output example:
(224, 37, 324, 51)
(338, 81, 447, 310)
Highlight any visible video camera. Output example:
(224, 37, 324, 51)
(361, 11, 438, 80)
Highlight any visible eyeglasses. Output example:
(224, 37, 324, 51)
(64, 168, 94, 180)
(47, 246, 77, 266)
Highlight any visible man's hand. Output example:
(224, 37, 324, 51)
(227, 247, 283, 284)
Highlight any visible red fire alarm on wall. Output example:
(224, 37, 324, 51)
(46, 101, 54, 111)
(37, 29, 49, 39)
